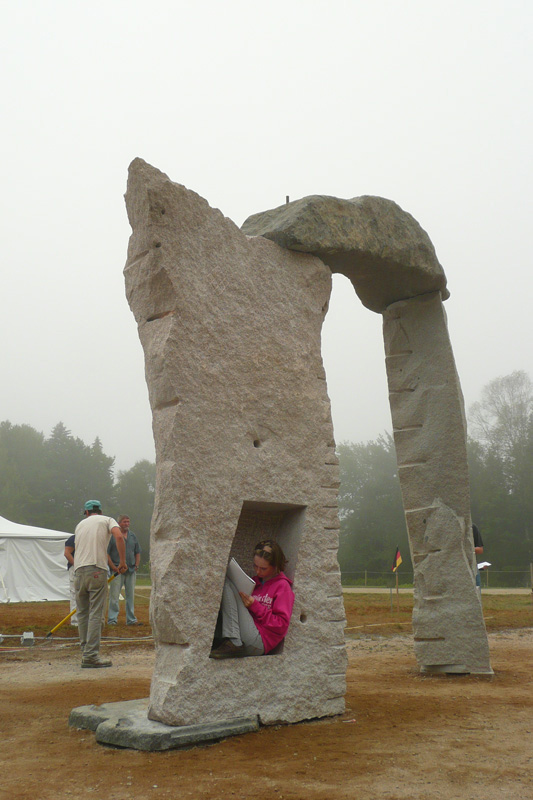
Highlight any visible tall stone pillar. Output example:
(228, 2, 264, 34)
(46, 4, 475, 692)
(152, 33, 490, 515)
(383, 292, 492, 674)
(124, 159, 347, 726)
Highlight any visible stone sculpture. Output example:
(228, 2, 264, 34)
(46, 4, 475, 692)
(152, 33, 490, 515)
(124, 161, 491, 732)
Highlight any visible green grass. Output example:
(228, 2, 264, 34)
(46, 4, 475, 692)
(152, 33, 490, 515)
(343, 591, 533, 636)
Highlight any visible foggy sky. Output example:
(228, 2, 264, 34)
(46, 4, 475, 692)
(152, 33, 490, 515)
(1, 1, 531, 472)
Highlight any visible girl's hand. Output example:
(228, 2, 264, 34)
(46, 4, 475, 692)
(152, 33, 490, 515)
(239, 592, 254, 608)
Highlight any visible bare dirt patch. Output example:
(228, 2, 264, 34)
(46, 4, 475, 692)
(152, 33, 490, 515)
(1, 598, 532, 800)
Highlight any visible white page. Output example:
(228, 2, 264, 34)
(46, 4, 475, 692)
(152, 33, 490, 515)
(226, 557, 255, 594)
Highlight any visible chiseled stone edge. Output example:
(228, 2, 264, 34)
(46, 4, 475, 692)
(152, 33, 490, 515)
(69, 699, 259, 750)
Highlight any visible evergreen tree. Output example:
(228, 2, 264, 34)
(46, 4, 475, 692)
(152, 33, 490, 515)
(41, 423, 115, 531)
(113, 459, 156, 565)
(0, 421, 46, 523)
(0, 421, 155, 556)
(468, 371, 533, 576)
(337, 434, 409, 579)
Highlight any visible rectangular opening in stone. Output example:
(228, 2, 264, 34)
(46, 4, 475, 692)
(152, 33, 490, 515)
(229, 500, 306, 581)
(212, 500, 306, 657)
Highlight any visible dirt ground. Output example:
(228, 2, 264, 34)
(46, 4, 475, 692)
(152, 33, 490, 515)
(1, 597, 533, 800)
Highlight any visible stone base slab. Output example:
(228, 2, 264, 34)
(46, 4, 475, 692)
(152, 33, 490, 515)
(69, 699, 259, 750)
(420, 665, 494, 677)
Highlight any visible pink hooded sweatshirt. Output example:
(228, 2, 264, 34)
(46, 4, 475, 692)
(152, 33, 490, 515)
(248, 572, 295, 654)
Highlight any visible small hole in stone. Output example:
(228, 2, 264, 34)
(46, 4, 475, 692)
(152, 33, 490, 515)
(300, 613, 307, 623)
(253, 439, 261, 448)
(161, 209, 165, 214)
(154, 241, 162, 248)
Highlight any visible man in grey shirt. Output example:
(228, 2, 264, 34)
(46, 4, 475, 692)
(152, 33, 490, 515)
(107, 514, 142, 626)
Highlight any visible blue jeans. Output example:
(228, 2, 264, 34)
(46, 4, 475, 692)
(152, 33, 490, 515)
(108, 569, 137, 624)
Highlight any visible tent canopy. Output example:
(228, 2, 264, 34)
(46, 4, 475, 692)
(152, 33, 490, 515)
(0, 514, 71, 603)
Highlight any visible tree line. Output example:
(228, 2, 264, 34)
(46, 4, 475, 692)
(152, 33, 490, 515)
(337, 371, 533, 582)
(0, 421, 155, 565)
(2, 371, 531, 578)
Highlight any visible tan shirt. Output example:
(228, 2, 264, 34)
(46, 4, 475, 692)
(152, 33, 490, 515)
(74, 515, 119, 572)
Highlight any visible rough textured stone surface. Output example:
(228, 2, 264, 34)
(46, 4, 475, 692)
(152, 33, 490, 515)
(241, 195, 448, 313)
(69, 699, 259, 750)
(124, 159, 347, 726)
(383, 293, 492, 674)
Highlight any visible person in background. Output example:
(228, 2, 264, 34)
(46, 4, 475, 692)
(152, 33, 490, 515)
(64, 535, 77, 626)
(472, 523, 484, 591)
(74, 500, 127, 668)
(107, 514, 142, 626)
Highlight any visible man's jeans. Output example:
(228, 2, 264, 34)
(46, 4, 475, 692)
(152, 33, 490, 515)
(108, 569, 137, 624)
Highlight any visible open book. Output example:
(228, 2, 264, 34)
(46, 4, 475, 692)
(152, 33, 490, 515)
(477, 561, 491, 570)
(227, 557, 255, 594)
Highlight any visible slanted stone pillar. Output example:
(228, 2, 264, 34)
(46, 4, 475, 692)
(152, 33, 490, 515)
(383, 293, 491, 673)
(124, 159, 347, 726)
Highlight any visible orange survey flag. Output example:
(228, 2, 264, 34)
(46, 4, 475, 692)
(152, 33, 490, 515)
(392, 547, 402, 572)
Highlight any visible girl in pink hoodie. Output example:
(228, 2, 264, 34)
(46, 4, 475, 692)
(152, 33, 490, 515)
(210, 540, 294, 659)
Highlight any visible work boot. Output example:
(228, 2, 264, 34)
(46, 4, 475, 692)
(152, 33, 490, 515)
(81, 657, 112, 668)
(209, 639, 246, 659)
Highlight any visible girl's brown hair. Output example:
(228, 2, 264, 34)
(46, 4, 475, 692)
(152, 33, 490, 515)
(254, 539, 287, 574)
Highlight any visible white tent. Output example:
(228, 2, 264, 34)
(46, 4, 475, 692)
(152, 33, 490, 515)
(0, 514, 70, 603)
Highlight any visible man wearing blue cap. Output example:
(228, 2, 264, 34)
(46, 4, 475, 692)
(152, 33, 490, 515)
(74, 500, 127, 668)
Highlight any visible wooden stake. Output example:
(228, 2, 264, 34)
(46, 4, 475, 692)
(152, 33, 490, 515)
(396, 570, 399, 612)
